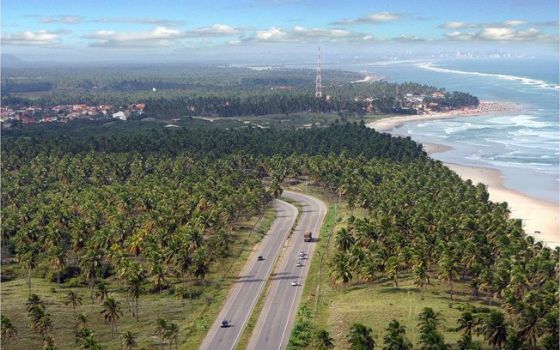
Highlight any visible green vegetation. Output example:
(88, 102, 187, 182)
(3, 65, 477, 123)
(2, 122, 556, 349)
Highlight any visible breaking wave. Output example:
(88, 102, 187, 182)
(417, 62, 560, 91)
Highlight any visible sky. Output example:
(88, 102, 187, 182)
(1, 0, 559, 63)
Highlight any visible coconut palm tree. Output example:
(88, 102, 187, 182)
(330, 252, 353, 285)
(459, 311, 480, 334)
(383, 320, 412, 350)
(77, 332, 102, 350)
(95, 281, 109, 302)
(348, 323, 376, 350)
(479, 311, 508, 350)
(155, 318, 168, 349)
(314, 329, 335, 349)
(121, 331, 137, 349)
(26, 294, 45, 313)
(438, 253, 459, 300)
(1, 315, 18, 349)
(64, 291, 83, 318)
(100, 297, 123, 335)
(417, 308, 448, 350)
(164, 321, 179, 350)
(77, 313, 88, 329)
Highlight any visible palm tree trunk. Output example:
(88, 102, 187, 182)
(27, 268, 32, 295)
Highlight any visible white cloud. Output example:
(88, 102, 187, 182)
(84, 24, 242, 48)
(2, 30, 60, 46)
(94, 17, 186, 26)
(86, 26, 183, 47)
(255, 27, 289, 41)
(186, 24, 240, 36)
(445, 25, 555, 42)
(40, 15, 82, 24)
(250, 26, 367, 43)
(502, 19, 526, 27)
(332, 12, 401, 25)
(444, 31, 475, 41)
(393, 35, 429, 42)
(439, 21, 470, 29)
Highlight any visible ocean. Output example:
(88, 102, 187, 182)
(341, 58, 559, 204)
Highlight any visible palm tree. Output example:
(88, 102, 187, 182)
(164, 321, 179, 350)
(155, 318, 168, 349)
(330, 252, 353, 285)
(121, 331, 138, 349)
(95, 281, 109, 302)
(64, 291, 83, 318)
(480, 311, 508, 350)
(348, 323, 376, 350)
(77, 332, 102, 350)
(18, 245, 38, 295)
(456, 311, 476, 337)
(47, 245, 66, 291)
(438, 253, 459, 300)
(417, 308, 448, 350)
(100, 297, 123, 335)
(385, 256, 399, 288)
(383, 320, 412, 350)
(77, 313, 88, 329)
(26, 294, 45, 313)
(1, 315, 17, 349)
(413, 260, 430, 291)
(314, 329, 335, 349)
(42, 335, 57, 350)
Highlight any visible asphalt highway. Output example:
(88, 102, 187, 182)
(199, 199, 298, 350)
(246, 191, 327, 350)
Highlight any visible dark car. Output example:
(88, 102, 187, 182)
(257, 255, 264, 261)
(221, 320, 230, 328)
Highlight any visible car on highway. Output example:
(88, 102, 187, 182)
(221, 320, 230, 328)
(290, 281, 299, 286)
(257, 255, 264, 261)
(296, 262, 304, 267)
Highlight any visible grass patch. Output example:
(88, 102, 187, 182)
(1, 206, 277, 350)
(286, 182, 497, 349)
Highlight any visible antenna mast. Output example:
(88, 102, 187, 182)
(315, 47, 322, 98)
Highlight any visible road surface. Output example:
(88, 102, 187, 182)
(247, 191, 327, 350)
(199, 199, 298, 350)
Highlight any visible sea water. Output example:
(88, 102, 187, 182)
(347, 58, 559, 204)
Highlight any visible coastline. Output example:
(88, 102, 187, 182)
(444, 162, 559, 247)
(367, 102, 560, 247)
(367, 101, 520, 133)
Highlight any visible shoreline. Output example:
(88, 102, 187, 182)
(367, 101, 520, 133)
(367, 103, 559, 247)
(444, 162, 559, 247)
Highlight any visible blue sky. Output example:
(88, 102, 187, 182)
(2, 0, 558, 62)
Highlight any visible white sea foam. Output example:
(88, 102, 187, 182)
(417, 62, 560, 91)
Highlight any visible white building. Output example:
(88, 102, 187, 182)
(112, 111, 127, 120)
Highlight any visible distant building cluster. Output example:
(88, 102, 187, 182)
(1, 103, 145, 128)
(354, 91, 449, 114)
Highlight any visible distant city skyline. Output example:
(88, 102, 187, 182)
(2, 0, 558, 62)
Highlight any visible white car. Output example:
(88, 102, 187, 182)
(290, 281, 299, 286)
(296, 262, 304, 267)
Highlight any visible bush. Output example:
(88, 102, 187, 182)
(1, 268, 17, 282)
(47, 266, 80, 283)
(64, 276, 85, 288)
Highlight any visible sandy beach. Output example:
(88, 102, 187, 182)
(446, 163, 559, 247)
(367, 101, 520, 133)
(367, 102, 560, 247)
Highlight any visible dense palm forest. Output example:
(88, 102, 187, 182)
(2, 123, 557, 349)
(2, 65, 478, 119)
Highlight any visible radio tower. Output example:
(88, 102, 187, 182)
(315, 47, 322, 98)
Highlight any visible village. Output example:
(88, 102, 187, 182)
(0, 103, 145, 129)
